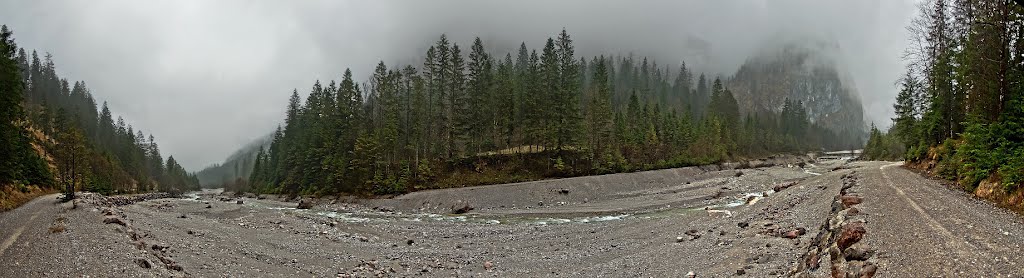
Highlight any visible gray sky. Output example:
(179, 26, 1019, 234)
(0, 0, 919, 171)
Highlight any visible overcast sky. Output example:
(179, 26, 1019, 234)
(0, 0, 919, 171)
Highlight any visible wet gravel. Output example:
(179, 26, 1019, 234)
(14, 159, 1020, 277)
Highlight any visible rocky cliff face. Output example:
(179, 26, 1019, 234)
(728, 45, 865, 140)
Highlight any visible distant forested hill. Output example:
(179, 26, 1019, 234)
(0, 25, 199, 200)
(196, 134, 272, 188)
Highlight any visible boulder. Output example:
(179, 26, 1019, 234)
(859, 263, 877, 277)
(773, 181, 797, 192)
(782, 227, 807, 239)
(297, 199, 314, 209)
(843, 246, 875, 261)
(837, 222, 866, 250)
(840, 196, 863, 208)
(452, 204, 473, 214)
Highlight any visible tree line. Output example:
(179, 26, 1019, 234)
(0, 25, 199, 198)
(245, 29, 852, 196)
(864, 0, 1024, 190)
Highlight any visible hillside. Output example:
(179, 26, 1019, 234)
(0, 25, 199, 210)
(196, 134, 272, 187)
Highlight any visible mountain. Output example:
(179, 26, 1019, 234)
(196, 133, 272, 187)
(728, 44, 866, 148)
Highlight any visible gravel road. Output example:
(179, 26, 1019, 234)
(856, 162, 1024, 277)
(2, 159, 1023, 277)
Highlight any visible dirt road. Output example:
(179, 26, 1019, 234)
(856, 162, 1024, 277)
(1, 160, 1022, 277)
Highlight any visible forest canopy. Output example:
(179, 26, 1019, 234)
(240, 30, 862, 196)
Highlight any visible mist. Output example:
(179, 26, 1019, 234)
(0, 0, 918, 170)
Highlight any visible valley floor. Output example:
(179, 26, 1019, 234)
(1, 160, 1022, 277)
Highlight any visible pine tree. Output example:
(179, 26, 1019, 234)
(892, 71, 920, 148)
(694, 73, 709, 118)
(0, 25, 52, 187)
(466, 37, 492, 154)
(447, 42, 467, 157)
(586, 56, 614, 165)
(539, 38, 560, 149)
(554, 29, 581, 151)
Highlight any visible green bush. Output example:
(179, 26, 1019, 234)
(905, 143, 928, 162)
(999, 148, 1024, 191)
(15, 181, 28, 193)
(934, 138, 960, 180)
(552, 157, 568, 173)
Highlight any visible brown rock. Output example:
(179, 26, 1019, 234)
(859, 263, 877, 277)
(805, 250, 820, 270)
(483, 260, 494, 271)
(840, 196, 863, 208)
(837, 222, 866, 250)
(843, 246, 875, 261)
(782, 227, 807, 238)
(783, 230, 799, 238)
(830, 261, 845, 278)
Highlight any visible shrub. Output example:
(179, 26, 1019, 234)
(552, 157, 568, 173)
(998, 147, 1024, 191)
